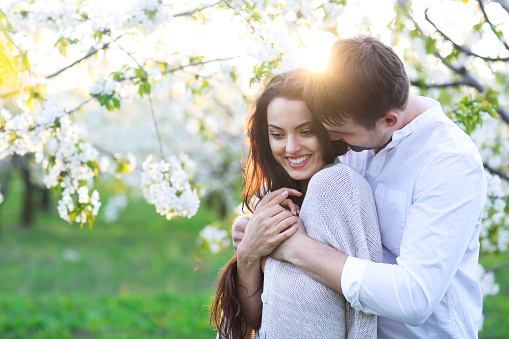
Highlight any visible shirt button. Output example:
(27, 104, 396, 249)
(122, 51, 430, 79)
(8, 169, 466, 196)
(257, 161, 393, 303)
(259, 329, 266, 339)
(261, 292, 268, 304)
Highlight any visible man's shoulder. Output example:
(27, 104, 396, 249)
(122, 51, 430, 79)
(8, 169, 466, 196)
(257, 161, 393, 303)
(338, 151, 369, 174)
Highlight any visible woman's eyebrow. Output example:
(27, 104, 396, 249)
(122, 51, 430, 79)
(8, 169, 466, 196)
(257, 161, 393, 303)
(268, 121, 313, 130)
(268, 124, 283, 130)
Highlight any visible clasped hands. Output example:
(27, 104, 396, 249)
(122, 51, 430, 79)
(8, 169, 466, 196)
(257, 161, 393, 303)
(234, 188, 307, 266)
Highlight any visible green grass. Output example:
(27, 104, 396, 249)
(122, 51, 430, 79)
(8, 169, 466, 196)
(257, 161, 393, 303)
(0, 177, 233, 338)
(1, 175, 508, 337)
(479, 252, 509, 338)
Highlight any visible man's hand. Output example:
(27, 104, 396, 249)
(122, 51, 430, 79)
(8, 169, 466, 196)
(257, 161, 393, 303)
(232, 187, 302, 253)
(270, 217, 307, 262)
(232, 215, 249, 253)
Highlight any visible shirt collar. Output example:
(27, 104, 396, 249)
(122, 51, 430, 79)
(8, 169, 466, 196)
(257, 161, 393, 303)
(384, 98, 443, 150)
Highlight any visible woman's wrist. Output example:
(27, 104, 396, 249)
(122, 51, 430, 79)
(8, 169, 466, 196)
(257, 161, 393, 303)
(237, 248, 261, 271)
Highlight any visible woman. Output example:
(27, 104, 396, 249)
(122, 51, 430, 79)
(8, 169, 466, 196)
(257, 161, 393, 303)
(210, 69, 382, 338)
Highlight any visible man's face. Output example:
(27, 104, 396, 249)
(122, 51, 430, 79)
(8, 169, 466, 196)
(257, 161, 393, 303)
(323, 118, 392, 152)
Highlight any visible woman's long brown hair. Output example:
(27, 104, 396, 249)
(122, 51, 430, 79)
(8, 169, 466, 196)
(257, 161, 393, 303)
(210, 69, 348, 338)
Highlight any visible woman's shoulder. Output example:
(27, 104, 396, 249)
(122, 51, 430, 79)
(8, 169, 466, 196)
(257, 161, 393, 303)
(306, 161, 371, 200)
(310, 161, 364, 184)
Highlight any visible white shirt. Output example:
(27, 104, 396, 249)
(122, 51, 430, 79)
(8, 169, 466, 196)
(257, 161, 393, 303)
(340, 98, 486, 338)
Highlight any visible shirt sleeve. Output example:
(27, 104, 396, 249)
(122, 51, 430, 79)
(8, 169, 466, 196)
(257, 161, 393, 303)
(341, 152, 485, 326)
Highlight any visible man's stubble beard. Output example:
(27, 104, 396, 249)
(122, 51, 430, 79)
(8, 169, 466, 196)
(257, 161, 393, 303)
(347, 129, 392, 153)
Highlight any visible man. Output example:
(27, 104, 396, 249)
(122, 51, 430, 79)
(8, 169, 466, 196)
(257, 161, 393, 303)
(233, 35, 485, 338)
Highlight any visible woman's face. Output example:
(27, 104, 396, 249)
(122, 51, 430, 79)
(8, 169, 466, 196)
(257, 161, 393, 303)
(267, 98, 325, 187)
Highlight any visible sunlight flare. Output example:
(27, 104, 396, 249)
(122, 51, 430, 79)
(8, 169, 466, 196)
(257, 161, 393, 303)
(298, 29, 337, 72)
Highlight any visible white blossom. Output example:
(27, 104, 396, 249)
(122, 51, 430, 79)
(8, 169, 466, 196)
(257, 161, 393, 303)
(90, 74, 118, 96)
(198, 224, 230, 253)
(141, 155, 200, 219)
(103, 194, 128, 223)
(476, 264, 500, 297)
(62, 248, 80, 262)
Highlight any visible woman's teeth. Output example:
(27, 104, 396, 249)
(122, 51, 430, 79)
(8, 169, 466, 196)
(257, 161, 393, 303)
(287, 155, 310, 164)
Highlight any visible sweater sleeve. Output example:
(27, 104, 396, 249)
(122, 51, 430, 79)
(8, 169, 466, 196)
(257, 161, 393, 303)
(301, 164, 382, 338)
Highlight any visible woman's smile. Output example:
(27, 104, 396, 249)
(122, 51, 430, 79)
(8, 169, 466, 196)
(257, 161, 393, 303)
(286, 154, 312, 168)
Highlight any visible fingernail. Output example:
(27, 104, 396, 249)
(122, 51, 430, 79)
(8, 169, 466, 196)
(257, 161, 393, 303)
(281, 191, 288, 197)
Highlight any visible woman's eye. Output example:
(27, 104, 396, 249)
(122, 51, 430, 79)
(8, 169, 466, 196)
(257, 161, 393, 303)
(270, 133, 284, 139)
(301, 129, 313, 136)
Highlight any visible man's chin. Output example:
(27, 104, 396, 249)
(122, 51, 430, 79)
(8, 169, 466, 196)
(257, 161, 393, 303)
(349, 145, 373, 152)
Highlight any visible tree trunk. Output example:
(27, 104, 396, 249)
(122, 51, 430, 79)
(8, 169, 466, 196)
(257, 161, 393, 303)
(0, 155, 16, 240)
(18, 156, 35, 228)
(40, 187, 51, 212)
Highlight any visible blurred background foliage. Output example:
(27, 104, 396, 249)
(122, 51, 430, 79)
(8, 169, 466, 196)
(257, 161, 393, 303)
(1, 0, 509, 337)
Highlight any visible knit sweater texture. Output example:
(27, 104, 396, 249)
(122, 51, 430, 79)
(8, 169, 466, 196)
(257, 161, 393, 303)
(259, 162, 382, 338)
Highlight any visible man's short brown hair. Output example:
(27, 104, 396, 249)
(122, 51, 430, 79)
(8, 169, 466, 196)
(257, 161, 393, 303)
(304, 35, 410, 130)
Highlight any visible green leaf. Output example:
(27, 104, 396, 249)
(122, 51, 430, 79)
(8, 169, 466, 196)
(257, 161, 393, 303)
(143, 81, 151, 94)
(229, 70, 237, 82)
(69, 210, 78, 224)
(135, 68, 145, 79)
(424, 36, 436, 54)
(93, 30, 104, 42)
(111, 71, 123, 81)
(113, 97, 120, 109)
(87, 212, 94, 229)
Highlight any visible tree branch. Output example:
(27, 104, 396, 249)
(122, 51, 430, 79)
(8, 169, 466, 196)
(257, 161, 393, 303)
(65, 95, 98, 116)
(497, 107, 509, 124)
(173, 1, 220, 17)
(38, 2, 220, 80)
(45, 35, 124, 79)
(3, 95, 98, 134)
(161, 56, 240, 75)
(397, 2, 509, 125)
(115, 41, 166, 161)
(484, 162, 509, 183)
(486, 261, 509, 272)
(92, 144, 142, 172)
(116, 56, 241, 82)
(478, 0, 509, 51)
(411, 80, 479, 89)
(424, 8, 509, 62)
(148, 93, 166, 161)
(221, 0, 256, 33)
(0, 90, 20, 99)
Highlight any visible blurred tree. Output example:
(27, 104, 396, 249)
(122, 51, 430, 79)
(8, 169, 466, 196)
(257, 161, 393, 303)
(0, 0, 507, 298)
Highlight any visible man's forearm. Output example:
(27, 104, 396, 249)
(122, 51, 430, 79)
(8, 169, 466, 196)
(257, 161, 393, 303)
(283, 235, 348, 294)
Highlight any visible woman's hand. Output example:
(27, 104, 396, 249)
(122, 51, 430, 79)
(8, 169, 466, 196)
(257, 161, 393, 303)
(237, 188, 302, 265)
(231, 191, 301, 253)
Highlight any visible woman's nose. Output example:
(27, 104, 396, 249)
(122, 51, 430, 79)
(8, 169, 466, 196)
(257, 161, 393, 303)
(285, 136, 301, 154)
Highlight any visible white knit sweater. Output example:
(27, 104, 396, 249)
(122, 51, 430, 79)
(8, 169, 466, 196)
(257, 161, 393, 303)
(259, 162, 382, 339)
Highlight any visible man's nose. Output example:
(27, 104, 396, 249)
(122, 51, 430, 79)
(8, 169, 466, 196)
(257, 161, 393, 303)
(328, 131, 342, 141)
